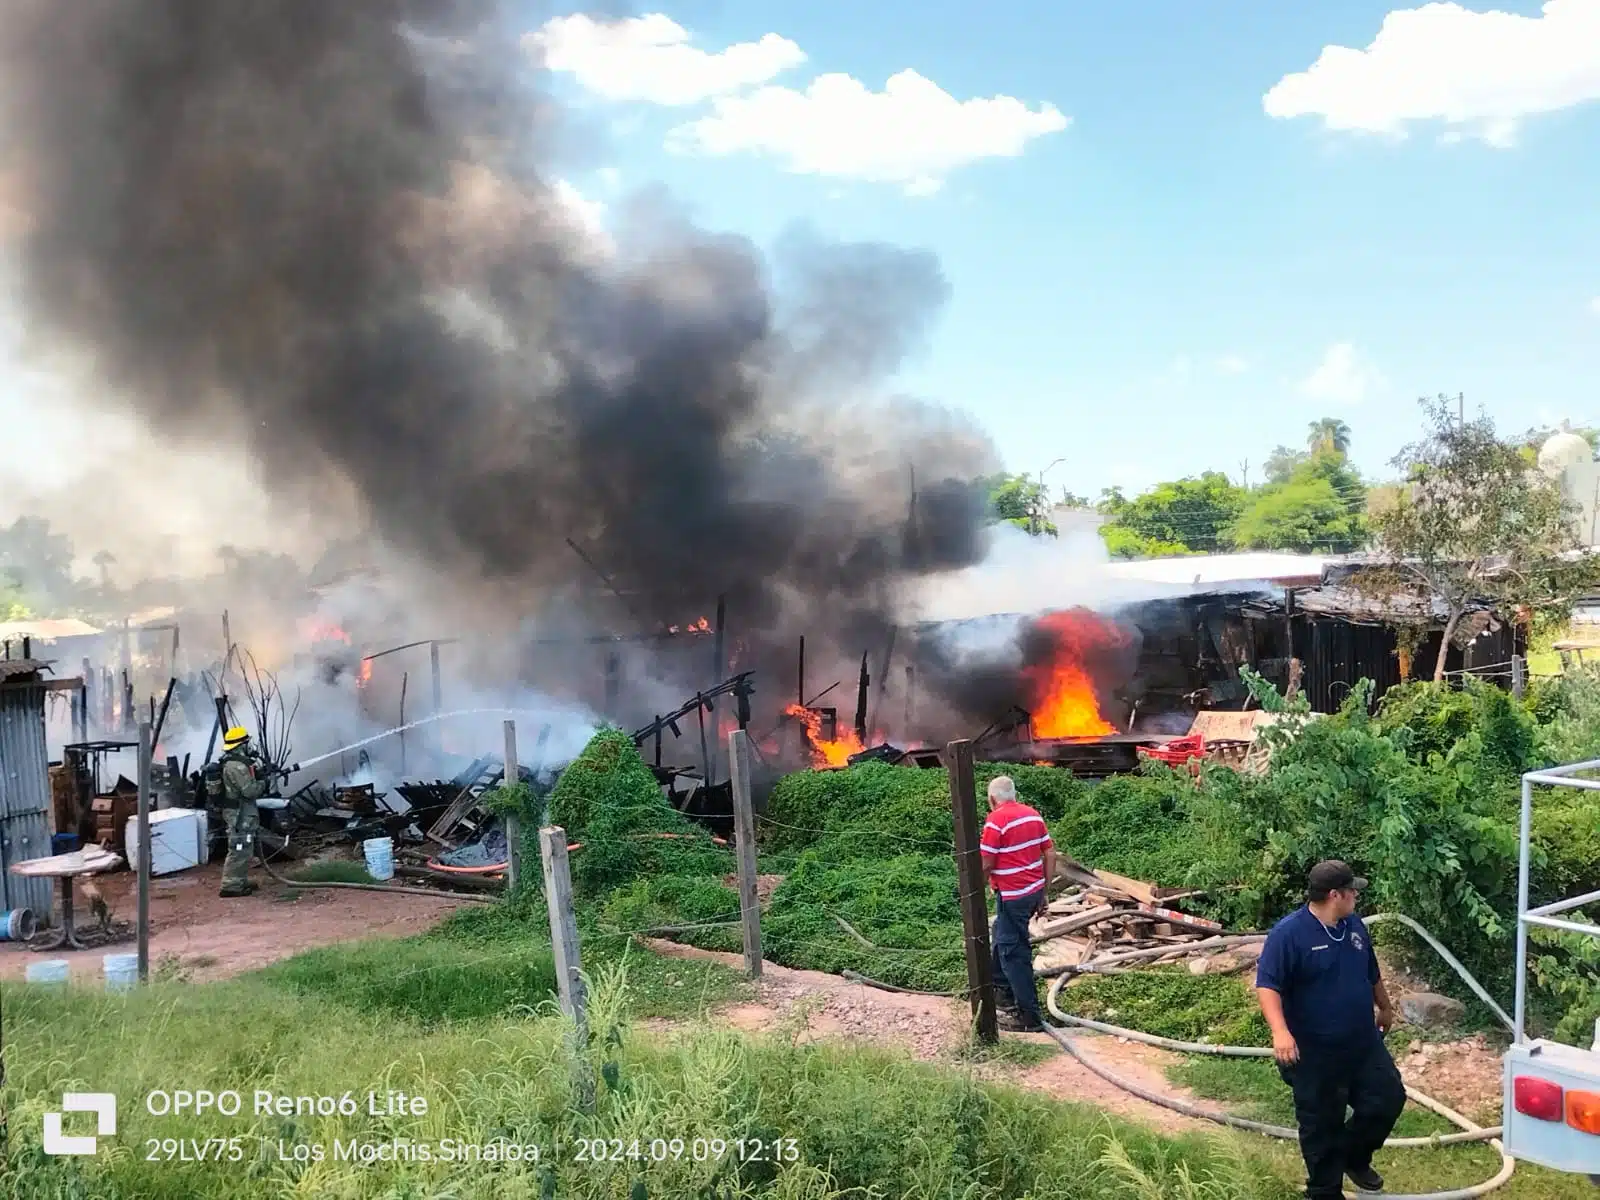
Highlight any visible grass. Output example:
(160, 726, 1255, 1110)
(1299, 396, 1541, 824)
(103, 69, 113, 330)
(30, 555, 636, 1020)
(2, 965, 1298, 1200)
(1054, 971, 1272, 1047)
(281, 859, 378, 885)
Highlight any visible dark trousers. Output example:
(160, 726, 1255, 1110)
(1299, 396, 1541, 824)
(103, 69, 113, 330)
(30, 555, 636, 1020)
(990, 893, 1041, 1020)
(1278, 1035, 1406, 1198)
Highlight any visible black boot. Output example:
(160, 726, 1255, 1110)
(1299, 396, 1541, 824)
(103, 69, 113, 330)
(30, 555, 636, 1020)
(1345, 1164, 1383, 1193)
(219, 883, 257, 898)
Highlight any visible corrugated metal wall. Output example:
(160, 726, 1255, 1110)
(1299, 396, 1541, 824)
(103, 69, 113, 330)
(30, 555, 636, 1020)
(1296, 620, 1403, 714)
(0, 683, 56, 919)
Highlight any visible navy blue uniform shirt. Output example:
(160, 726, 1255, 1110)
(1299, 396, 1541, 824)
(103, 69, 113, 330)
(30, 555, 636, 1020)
(1254, 907, 1381, 1046)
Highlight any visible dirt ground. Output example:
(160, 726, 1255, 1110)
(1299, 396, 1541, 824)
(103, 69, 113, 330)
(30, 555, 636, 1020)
(0, 863, 471, 983)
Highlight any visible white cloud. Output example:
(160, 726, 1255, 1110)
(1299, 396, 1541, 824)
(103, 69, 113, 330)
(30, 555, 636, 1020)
(526, 13, 805, 106)
(1589, 295, 1600, 317)
(1297, 343, 1382, 405)
(1263, 0, 1600, 147)
(667, 69, 1068, 194)
(1214, 354, 1250, 375)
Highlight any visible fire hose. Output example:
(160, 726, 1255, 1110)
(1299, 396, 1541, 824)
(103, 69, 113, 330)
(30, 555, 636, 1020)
(1040, 911, 1516, 1199)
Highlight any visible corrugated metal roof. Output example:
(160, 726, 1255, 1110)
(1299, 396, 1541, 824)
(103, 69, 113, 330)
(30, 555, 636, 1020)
(0, 658, 54, 682)
(0, 618, 102, 641)
(0, 682, 55, 918)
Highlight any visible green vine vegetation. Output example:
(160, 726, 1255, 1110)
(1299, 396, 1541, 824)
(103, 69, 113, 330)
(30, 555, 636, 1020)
(535, 668, 1600, 1039)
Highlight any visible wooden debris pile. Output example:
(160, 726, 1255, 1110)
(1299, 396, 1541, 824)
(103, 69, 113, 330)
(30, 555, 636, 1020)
(1029, 858, 1263, 980)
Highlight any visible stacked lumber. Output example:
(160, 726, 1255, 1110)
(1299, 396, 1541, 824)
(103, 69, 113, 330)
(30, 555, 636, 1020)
(1029, 858, 1236, 978)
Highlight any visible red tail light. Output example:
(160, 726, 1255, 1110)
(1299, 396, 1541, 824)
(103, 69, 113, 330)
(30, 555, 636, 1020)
(1515, 1075, 1564, 1122)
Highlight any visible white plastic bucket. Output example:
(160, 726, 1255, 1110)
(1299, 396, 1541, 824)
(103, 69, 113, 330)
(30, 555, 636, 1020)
(0, 908, 36, 941)
(362, 837, 395, 881)
(103, 953, 140, 992)
(25, 959, 69, 985)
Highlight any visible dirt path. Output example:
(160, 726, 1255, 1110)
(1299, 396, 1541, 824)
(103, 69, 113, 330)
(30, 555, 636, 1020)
(0, 863, 469, 983)
(639, 939, 1211, 1134)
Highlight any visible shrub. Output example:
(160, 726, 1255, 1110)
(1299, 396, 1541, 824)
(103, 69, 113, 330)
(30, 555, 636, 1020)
(763, 851, 966, 992)
(545, 728, 732, 896)
(1373, 678, 1543, 780)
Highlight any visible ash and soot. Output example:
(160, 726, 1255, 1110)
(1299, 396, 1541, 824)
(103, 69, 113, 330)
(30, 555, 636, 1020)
(0, 2, 1005, 739)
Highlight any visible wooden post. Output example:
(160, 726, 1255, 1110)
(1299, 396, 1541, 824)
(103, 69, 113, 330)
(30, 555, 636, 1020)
(539, 826, 586, 1028)
(1512, 654, 1527, 700)
(430, 641, 443, 754)
(711, 594, 727, 688)
(727, 729, 762, 978)
(81, 657, 93, 735)
(947, 738, 996, 1042)
(136, 721, 153, 984)
(503, 720, 522, 891)
(398, 671, 409, 776)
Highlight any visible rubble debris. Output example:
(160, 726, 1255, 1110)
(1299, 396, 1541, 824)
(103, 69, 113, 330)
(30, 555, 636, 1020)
(1029, 863, 1233, 981)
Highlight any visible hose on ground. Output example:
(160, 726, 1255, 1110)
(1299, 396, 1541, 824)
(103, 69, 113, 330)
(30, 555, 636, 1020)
(1040, 911, 1516, 1199)
(254, 845, 496, 904)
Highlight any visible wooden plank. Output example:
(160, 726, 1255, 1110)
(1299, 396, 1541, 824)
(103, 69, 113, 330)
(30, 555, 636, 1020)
(1030, 904, 1121, 944)
(1132, 902, 1224, 934)
(728, 730, 763, 978)
(947, 739, 996, 1043)
(136, 722, 152, 983)
(503, 721, 521, 891)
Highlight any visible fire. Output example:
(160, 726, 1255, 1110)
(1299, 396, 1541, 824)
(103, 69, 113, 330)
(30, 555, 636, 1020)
(668, 616, 713, 635)
(785, 703, 865, 768)
(298, 618, 351, 645)
(357, 659, 372, 689)
(1022, 608, 1124, 739)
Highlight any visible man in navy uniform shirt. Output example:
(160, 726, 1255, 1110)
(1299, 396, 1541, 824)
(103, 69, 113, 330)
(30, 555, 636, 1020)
(1255, 861, 1404, 1197)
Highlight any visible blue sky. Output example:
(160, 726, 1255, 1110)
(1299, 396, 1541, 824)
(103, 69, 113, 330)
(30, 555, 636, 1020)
(528, 0, 1600, 499)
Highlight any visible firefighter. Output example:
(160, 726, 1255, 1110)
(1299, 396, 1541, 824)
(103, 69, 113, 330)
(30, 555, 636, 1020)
(216, 726, 268, 897)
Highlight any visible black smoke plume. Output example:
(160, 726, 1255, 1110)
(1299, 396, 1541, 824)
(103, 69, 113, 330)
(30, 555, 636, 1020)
(0, 2, 1000, 734)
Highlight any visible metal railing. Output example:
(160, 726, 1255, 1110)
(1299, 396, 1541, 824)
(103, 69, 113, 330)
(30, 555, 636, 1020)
(1516, 760, 1600, 1042)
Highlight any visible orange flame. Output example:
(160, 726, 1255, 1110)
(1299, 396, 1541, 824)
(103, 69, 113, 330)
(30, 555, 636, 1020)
(357, 659, 372, 689)
(1022, 609, 1125, 739)
(785, 703, 866, 768)
(300, 620, 351, 645)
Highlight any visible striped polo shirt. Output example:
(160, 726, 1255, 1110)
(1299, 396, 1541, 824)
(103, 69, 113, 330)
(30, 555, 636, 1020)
(980, 800, 1053, 900)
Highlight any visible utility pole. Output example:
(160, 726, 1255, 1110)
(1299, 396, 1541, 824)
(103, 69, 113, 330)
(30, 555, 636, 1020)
(1035, 458, 1065, 536)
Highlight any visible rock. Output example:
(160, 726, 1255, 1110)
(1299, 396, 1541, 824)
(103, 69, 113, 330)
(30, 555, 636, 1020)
(1189, 953, 1242, 976)
(1188, 957, 1210, 976)
(1399, 992, 1467, 1029)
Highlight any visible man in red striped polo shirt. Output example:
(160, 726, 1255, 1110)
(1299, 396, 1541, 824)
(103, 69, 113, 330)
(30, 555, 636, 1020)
(980, 774, 1057, 1032)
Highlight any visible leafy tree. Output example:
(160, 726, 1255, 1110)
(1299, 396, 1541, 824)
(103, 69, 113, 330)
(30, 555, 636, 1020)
(1264, 445, 1308, 485)
(1306, 417, 1352, 456)
(0, 516, 78, 609)
(985, 473, 1057, 537)
(1370, 396, 1590, 682)
(1231, 445, 1368, 553)
(1095, 471, 1244, 557)
(1228, 475, 1363, 552)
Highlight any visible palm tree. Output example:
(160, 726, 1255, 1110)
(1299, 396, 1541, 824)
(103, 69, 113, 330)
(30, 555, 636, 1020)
(1307, 418, 1352, 457)
(92, 549, 116, 589)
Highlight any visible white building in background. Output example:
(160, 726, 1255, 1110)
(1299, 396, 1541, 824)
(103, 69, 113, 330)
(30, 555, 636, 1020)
(1538, 423, 1600, 546)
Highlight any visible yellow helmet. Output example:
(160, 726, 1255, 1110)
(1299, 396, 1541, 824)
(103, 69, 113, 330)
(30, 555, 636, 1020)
(222, 726, 250, 748)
